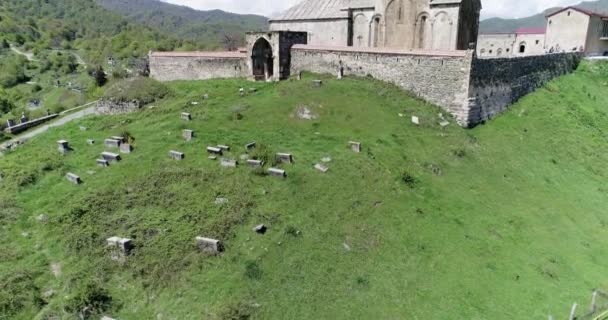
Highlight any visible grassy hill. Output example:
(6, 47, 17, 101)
(1, 61, 608, 319)
(96, 0, 268, 49)
(480, 0, 608, 33)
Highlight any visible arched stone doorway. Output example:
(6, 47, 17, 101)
(251, 38, 273, 81)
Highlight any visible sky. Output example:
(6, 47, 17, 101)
(161, 0, 581, 19)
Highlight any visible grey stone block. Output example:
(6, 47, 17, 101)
(119, 143, 133, 154)
(196, 236, 223, 254)
(217, 145, 230, 152)
(101, 152, 121, 162)
(111, 136, 126, 143)
(66, 173, 81, 184)
(220, 158, 238, 168)
(57, 140, 70, 154)
(245, 142, 256, 151)
(247, 159, 264, 168)
(207, 146, 223, 156)
(97, 159, 110, 167)
(183, 129, 194, 141)
(104, 139, 121, 148)
(349, 141, 361, 153)
(254, 224, 267, 234)
(169, 150, 184, 160)
(314, 163, 329, 173)
(86, 139, 95, 145)
(181, 112, 192, 121)
(276, 153, 293, 164)
(268, 168, 286, 178)
(312, 80, 323, 87)
(107, 236, 133, 261)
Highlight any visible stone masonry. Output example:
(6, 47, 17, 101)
(150, 38, 580, 127)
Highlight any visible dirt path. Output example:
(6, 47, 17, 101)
(10, 45, 37, 62)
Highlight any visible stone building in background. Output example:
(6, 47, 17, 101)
(545, 7, 608, 56)
(268, 0, 482, 51)
(477, 28, 545, 58)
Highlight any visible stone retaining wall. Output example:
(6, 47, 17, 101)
(4, 114, 59, 134)
(149, 52, 248, 82)
(290, 45, 475, 125)
(468, 53, 581, 124)
(96, 99, 141, 115)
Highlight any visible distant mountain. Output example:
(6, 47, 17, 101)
(95, 0, 269, 49)
(479, 0, 608, 34)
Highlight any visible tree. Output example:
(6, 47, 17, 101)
(222, 33, 239, 52)
(0, 89, 15, 114)
(93, 66, 107, 87)
(0, 39, 9, 49)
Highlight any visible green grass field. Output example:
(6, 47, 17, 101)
(1, 61, 608, 320)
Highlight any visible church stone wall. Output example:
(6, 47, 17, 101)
(269, 19, 350, 46)
(149, 55, 247, 82)
(468, 52, 581, 125)
(291, 45, 474, 125)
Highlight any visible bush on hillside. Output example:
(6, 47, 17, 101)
(103, 77, 170, 105)
(0, 55, 29, 88)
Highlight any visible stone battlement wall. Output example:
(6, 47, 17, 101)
(468, 53, 581, 125)
(149, 54, 247, 82)
(290, 46, 475, 125)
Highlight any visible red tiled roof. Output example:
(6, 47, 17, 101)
(547, 6, 608, 19)
(150, 51, 246, 58)
(516, 27, 546, 35)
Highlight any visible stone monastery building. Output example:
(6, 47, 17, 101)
(268, 0, 481, 51)
(149, 0, 581, 128)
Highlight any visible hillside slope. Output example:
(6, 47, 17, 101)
(0, 62, 607, 319)
(96, 0, 268, 49)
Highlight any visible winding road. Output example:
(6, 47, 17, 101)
(1, 101, 98, 151)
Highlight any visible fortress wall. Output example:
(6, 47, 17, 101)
(468, 53, 581, 125)
(291, 45, 475, 125)
(149, 54, 247, 82)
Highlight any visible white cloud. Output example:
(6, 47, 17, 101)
(161, 0, 584, 19)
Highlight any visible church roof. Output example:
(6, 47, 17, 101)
(270, 0, 374, 21)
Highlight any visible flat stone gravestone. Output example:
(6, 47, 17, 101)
(104, 138, 121, 148)
(107, 236, 133, 261)
(439, 121, 450, 127)
(239, 88, 245, 96)
(215, 197, 228, 205)
(111, 136, 126, 143)
(276, 153, 293, 164)
(203, 94, 209, 100)
(247, 159, 264, 168)
(207, 147, 223, 156)
(217, 145, 230, 152)
(254, 224, 267, 234)
(208, 155, 218, 160)
(411, 116, 420, 125)
(183, 129, 194, 141)
(321, 157, 332, 163)
(101, 316, 117, 320)
(97, 159, 110, 167)
(101, 152, 121, 162)
(119, 143, 133, 154)
(181, 112, 192, 121)
(196, 236, 223, 254)
(245, 142, 256, 151)
(349, 141, 361, 153)
(169, 150, 184, 160)
(191, 101, 199, 105)
(80, 126, 87, 131)
(220, 158, 238, 168)
(57, 140, 70, 154)
(66, 173, 81, 184)
(87, 139, 95, 145)
(314, 163, 329, 173)
(312, 80, 323, 87)
(268, 168, 286, 178)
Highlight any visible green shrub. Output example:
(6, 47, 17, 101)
(103, 77, 170, 105)
(0, 271, 43, 318)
